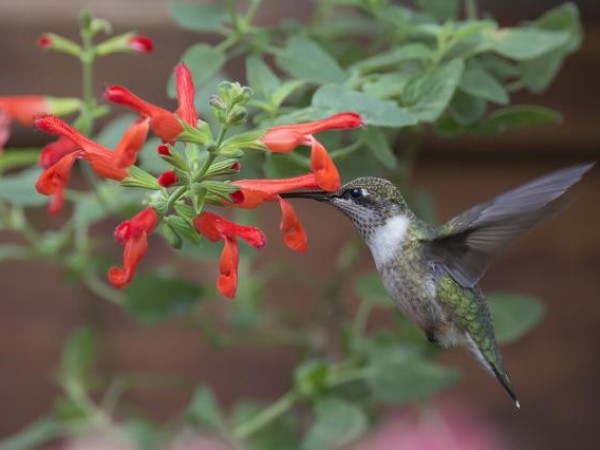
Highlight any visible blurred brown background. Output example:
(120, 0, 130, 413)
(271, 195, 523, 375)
(0, 1, 599, 449)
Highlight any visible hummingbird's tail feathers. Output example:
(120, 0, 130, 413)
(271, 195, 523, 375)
(465, 332, 520, 408)
(427, 162, 595, 288)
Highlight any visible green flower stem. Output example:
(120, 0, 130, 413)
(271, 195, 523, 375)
(81, 272, 124, 304)
(353, 300, 372, 338)
(233, 391, 298, 440)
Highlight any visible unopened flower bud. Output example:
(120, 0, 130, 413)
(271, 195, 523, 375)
(157, 170, 177, 188)
(37, 33, 81, 57)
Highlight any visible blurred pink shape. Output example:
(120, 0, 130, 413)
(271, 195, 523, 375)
(60, 431, 136, 450)
(350, 400, 509, 450)
(168, 431, 233, 450)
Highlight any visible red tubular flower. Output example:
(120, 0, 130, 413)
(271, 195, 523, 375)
(35, 151, 79, 196)
(230, 173, 319, 208)
(104, 85, 184, 142)
(217, 237, 239, 299)
(112, 116, 150, 168)
(35, 115, 127, 181)
(262, 112, 363, 152)
(157, 144, 171, 156)
(109, 208, 158, 289)
(175, 63, 198, 127)
(0, 96, 49, 125)
(310, 138, 340, 191)
(127, 35, 153, 53)
(158, 170, 178, 188)
(194, 212, 266, 249)
(38, 137, 79, 169)
(279, 197, 307, 253)
(194, 212, 266, 298)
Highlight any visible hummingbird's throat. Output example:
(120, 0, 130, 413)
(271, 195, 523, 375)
(366, 214, 410, 268)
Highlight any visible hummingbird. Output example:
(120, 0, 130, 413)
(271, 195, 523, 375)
(281, 162, 594, 407)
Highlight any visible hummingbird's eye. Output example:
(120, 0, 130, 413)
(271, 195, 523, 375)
(344, 188, 363, 200)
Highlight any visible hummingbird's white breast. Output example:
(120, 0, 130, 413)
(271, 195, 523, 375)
(366, 214, 410, 270)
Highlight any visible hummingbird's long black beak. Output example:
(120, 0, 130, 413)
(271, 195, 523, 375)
(280, 190, 332, 202)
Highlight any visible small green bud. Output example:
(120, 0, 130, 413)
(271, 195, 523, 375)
(121, 166, 161, 190)
(90, 18, 112, 35)
(227, 105, 247, 126)
(209, 95, 226, 111)
(37, 33, 82, 57)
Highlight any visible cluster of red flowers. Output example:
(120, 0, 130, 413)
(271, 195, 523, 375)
(1, 49, 362, 297)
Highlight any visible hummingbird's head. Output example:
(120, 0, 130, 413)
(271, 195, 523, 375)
(282, 177, 410, 240)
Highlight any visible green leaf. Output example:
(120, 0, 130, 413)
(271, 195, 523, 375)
(488, 293, 544, 344)
(0, 149, 40, 174)
(313, 84, 417, 128)
(403, 59, 464, 122)
(415, 0, 458, 21)
(0, 417, 61, 450)
(276, 35, 347, 84)
(476, 105, 561, 135)
(124, 273, 203, 324)
(302, 398, 367, 450)
(351, 43, 433, 74)
(167, 0, 228, 32)
(126, 418, 163, 450)
(167, 44, 226, 97)
(355, 272, 389, 306)
(186, 386, 223, 428)
(60, 326, 95, 380)
(364, 127, 396, 169)
(0, 167, 47, 207)
(486, 28, 570, 61)
(450, 91, 487, 126)
(246, 56, 280, 98)
(271, 80, 306, 108)
(361, 72, 414, 99)
(518, 3, 582, 93)
(459, 60, 508, 105)
(294, 361, 330, 397)
(368, 349, 459, 404)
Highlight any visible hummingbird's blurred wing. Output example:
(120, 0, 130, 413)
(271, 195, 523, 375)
(426, 163, 594, 288)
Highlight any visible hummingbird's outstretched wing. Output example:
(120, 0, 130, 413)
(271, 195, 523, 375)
(426, 163, 594, 288)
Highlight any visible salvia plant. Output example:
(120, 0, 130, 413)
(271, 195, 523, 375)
(0, 1, 581, 449)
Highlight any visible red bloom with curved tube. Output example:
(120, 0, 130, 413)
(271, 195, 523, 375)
(310, 138, 340, 191)
(36, 115, 127, 181)
(104, 85, 184, 142)
(262, 112, 363, 153)
(230, 174, 320, 208)
(39, 137, 79, 169)
(0, 96, 49, 125)
(194, 212, 266, 298)
(109, 208, 158, 288)
(279, 197, 307, 253)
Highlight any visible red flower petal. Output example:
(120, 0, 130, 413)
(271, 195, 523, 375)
(108, 232, 149, 288)
(217, 236, 239, 298)
(175, 63, 198, 127)
(48, 191, 64, 215)
(310, 138, 340, 191)
(278, 197, 308, 253)
(114, 208, 158, 243)
(37, 34, 52, 49)
(38, 137, 79, 169)
(112, 116, 150, 168)
(35, 152, 79, 195)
